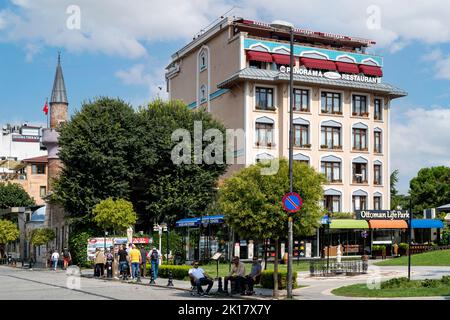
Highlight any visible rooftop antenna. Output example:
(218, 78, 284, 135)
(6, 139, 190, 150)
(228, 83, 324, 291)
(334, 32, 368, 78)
(193, 6, 239, 38)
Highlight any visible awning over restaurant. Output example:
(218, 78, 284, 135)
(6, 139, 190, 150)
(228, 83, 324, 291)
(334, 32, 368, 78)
(175, 215, 225, 228)
(368, 220, 408, 229)
(359, 65, 383, 77)
(272, 53, 290, 65)
(335, 62, 360, 74)
(411, 219, 444, 229)
(300, 57, 337, 71)
(330, 219, 369, 229)
(246, 50, 273, 63)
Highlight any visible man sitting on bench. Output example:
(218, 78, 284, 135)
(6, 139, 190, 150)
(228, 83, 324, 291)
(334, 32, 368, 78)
(188, 260, 213, 296)
(245, 256, 262, 295)
(224, 256, 246, 295)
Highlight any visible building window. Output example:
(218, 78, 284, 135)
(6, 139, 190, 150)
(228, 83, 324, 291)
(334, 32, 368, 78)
(374, 99, 382, 120)
(352, 163, 368, 184)
(255, 87, 275, 110)
(352, 128, 367, 151)
(40, 186, 46, 197)
(199, 51, 207, 71)
(250, 60, 267, 69)
(374, 164, 382, 185)
(353, 196, 367, 211)
(200, 85, 207, 102)
(374, 131, 382, 153)
(294, 124, 309, 147)
(321, 161, 341, 183)
(321, 92, 341, 114)
(373, 196, 382, 210)
(255, 123, 274, 147)
(31, 164, 46, 174)
(323, 195, 341, 213)
(352, 95, 368, 116)
(321, 126, 341, 149)
(294, 89, 309, 112)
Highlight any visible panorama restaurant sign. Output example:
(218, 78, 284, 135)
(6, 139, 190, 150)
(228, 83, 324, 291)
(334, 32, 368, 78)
(279, 66, 381, 84)
(356, 210, 410, 220)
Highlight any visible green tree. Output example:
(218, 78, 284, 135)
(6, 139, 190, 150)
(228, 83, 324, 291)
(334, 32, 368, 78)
(0, 183, 35, 209)
(390, 170, 410, 211)
(217, 159, 325, 296)
(135, 99, 228, 226)
(0, 219, 20, 244)
(54, 97, 141, 229)
(30, 228, 56, 247)
(92, 198, 137, 234)
(410, 166, 450, 213)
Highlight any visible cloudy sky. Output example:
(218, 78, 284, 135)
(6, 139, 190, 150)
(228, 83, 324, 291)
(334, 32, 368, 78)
(1, 0, 450, 193)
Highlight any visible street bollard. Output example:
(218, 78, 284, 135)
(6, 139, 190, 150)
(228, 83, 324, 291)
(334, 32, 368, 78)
(216, 277, 224, 293)
(167, 270, 174, 286)
(149, 267, 155, 285)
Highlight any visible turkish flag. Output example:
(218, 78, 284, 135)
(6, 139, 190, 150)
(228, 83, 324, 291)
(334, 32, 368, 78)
(43, 100, 48, 115)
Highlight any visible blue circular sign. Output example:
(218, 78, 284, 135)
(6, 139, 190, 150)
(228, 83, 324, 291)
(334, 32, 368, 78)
(282, 192, 302, 213)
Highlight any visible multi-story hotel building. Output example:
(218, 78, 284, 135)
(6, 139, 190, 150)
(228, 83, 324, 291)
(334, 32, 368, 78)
(166, 17, 407, 214)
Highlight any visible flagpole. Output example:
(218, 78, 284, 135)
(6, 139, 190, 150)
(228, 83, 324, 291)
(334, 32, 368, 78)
(46, 98, 49, 128)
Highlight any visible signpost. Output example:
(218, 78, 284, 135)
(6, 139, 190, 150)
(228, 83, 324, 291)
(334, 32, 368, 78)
(282, 192, 302, 299)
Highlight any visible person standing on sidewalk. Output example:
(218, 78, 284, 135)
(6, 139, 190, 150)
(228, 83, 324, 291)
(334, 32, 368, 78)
(118, 244, 129, 280)
(51, 250, 60, 271)
(139, 245, 147, 278)
(148, 247, 160, 279)
(129, 244, 141, 281)
(94, 248, 106, 277)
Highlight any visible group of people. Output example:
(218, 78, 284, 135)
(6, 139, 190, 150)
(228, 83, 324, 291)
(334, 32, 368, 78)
(188, 256, 262, 296)
(49, 247, 72, 271)
(94, 244, 161, 281)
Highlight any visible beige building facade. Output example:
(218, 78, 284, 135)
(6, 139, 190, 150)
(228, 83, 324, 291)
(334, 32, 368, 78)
(167, 17, 407, 214)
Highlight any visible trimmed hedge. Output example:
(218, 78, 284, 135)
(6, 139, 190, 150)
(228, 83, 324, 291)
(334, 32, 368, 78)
(146, 264, 190, 280)
(260, 270, 298, 289)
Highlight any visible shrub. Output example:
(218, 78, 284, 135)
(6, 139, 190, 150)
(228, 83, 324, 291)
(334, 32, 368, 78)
(399, 243, 409, 250)
(69, 231, 94, 268)
(421, 279, 441, 288)
(441, 276, 450, 285)
(372, 245, 386, 252)
(146, 264, 190, 280)
(259, 270, 298, 289)
(381, 277, 411, 289)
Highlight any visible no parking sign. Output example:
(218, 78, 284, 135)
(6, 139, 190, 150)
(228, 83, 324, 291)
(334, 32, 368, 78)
(282, 192, 302, 213)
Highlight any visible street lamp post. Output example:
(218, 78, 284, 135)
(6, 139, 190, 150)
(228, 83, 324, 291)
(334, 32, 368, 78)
(408, 199, 412, 281)
(271, 19, 295, 299)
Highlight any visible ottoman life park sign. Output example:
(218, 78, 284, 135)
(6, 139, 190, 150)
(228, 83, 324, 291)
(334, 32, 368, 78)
(355, 210, 410, 220)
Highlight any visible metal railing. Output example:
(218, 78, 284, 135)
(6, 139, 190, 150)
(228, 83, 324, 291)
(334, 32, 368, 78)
(309, 259, 367, 277)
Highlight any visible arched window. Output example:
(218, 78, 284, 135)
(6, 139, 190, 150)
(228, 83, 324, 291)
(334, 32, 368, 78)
(200, 85, 207, 102)
(199, 50, 207, 71)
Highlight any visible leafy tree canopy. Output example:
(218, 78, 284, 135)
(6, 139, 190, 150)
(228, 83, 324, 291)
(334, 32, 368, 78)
(410, 166, 450, 213)
(0, 183, 35, 209)
(54, 98, 228, 231)
(0, 219, 20, 244)
(92, 198, 137, 234)
(217, 159, 326, 240)
(30, 228, 55, 247)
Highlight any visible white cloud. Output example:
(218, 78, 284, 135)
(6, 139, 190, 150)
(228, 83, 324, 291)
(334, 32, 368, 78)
(0, 0, 230, 58)
(391, 106, 450, 193)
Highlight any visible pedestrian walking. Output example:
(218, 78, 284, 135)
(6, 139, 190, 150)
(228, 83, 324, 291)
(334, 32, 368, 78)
(129, 244, 141, 281)
(62, 247, 71, 270)
(148, 247, 160, 279)
(94, 248, 106, 277)
(139, 245, 147, 278)
(51, 250, 60, 271)
(118, 244, 129, 280)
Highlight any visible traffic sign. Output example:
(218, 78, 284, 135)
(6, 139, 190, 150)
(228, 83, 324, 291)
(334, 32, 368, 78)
(282, 192, 302, 213)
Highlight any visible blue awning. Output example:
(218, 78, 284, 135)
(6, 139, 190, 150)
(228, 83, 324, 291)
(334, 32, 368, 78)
(200, 215, 225, 225)
(411, 219, 444, 229)
(175, 218, 200, 227)
(175, 215, 225, 227)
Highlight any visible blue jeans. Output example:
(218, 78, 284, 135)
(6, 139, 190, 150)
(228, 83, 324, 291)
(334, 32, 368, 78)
(131, 262, 140, 279)
(53, 259, 58, 270)
(119, 261, 128, 278)
(151, 261, 159, 279)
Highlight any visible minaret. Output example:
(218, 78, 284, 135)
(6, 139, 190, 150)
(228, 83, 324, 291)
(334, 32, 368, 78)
(43, 52, 68, 191)
(42, 53, 69, 251)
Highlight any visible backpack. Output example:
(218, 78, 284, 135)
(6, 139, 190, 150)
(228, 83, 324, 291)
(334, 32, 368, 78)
(150, 250, 158, 261)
